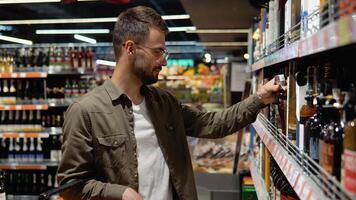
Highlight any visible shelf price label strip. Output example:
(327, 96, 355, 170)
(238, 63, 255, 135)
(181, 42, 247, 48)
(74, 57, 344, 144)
(249, 154, 270, 200)
(252, 13, 356, 71)
(0, 132, 50, 138)
(0, 164, 47, 170)
(0, 72, 47, 79)
(0, 104, 48, 110)
(252, 117, 327, 200)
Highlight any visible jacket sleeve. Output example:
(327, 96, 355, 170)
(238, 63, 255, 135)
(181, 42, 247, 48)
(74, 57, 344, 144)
(57, 102, 128, 200)
(182, 94, 264, 138)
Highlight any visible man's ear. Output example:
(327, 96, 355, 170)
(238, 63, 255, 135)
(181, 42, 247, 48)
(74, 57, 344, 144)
(123, 40, 135, 55)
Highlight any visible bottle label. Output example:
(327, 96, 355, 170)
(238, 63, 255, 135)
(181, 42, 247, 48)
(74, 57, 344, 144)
(323, 143, 334, 174)
(50, 150, 58, 162)
(309, 137, 319, 160)
(0, 192, 5, 200)
(344, 149, 356, 194)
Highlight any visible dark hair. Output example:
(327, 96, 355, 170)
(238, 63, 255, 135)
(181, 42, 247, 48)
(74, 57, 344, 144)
(112, 6, 169, 60)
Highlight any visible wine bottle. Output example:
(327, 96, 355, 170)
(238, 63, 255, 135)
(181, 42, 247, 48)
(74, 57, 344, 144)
(0, 171, 6, 200)
(342, 83, 356, 194)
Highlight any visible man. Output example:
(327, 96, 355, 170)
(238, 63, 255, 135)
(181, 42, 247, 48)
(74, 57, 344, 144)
(57, 6, 281, 200)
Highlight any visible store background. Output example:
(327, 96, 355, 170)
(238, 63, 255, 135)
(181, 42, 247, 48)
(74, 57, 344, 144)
(0, 0, 355, 200)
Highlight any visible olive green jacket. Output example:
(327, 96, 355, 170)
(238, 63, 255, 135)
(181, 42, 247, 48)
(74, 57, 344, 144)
(57, 79, 264, 200)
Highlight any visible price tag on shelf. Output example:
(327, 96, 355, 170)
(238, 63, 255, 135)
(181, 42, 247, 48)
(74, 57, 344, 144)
(328, 23, 338, 49)
(40, 72, 47, 78)
(289, 169, 300, 187)
(338, 16, 351, 46)
(15, 105, 21, 110)
(4, 105, 10, 110)
(296, 176, 306, 197)
(19, 73, 26, 78)
(11, 73, 17, 78)
(352, 14, 356, 42)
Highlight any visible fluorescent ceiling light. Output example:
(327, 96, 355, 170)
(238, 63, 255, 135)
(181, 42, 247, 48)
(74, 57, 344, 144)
(96, 59, 116, 67)
(0, 35, 33, 45)
(168, 26, 196, 32)
(36, 29, 110, 34)
(0, 0, 95, 4)
(74, 34, 96, 44)
(200, 42, 248, 47)
(162, 14, 190, 20)
(186, 29, 249, 34)
(0, 14, 190, 25)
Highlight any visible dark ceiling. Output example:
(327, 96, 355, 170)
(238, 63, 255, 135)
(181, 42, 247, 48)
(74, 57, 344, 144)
(0, 0, 258, 58)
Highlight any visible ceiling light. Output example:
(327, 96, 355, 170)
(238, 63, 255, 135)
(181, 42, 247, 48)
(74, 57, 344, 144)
(162, 14, 190, 20)
(186, 29, 249, 34)
(0, 0, 95, 4)
(74, 34, 96, 44)
(36, 29, 110, 34)
(0, 35, 33, 45)
(200, 42, 248, 47)
(96, 59, 116, 67)
(168, 26, 196, 32)
(0, 14, 190, 25)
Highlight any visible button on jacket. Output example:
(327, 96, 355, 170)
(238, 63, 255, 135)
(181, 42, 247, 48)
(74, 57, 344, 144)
(57, 79, 264, 200)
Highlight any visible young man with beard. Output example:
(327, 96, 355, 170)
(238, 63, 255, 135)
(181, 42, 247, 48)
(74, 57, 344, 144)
(57, 6, 282, 200)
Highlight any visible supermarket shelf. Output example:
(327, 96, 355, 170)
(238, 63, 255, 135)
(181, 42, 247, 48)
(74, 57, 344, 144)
(6, 195, 39, 200)
(248, 153, 270, 200)
(252, 13, 356, 71)
(0, 132, 50, 138)
(252, 114, 354, 200)
(252, 41, 299, 71)
(0, 104, 48, 110)
(0, 72, 47, 78)
(0, 159, 59, 170)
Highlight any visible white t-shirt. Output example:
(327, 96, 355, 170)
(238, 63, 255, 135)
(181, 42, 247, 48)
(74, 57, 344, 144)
(132, 98, 173, 200)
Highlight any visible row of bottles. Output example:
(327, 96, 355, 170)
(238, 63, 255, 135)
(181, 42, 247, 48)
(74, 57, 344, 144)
(0, 46, 96, 72)
(267, 60, 356, 195)
(3, 170, 58, 197)
(0, 135, 62, 162)
(252, 0, 354, 61)
(0, 79, 45, 104)
(0, 110, 64, 132)
(269, 156, 299, 200)
(47, 78, 95, 99)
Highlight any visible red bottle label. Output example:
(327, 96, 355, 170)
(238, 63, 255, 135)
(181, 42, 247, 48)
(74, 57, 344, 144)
(344, 149, 356, 194)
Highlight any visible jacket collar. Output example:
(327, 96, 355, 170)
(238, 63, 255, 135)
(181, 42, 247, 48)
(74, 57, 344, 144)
(104, 79, 152, 101)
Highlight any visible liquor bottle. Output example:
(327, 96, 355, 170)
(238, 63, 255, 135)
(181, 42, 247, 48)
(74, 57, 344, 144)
(32, 173, 38, 195)
(39, 173, 46, 193)
(28, 110, 34, 125)
(14, 137, 21, 160)
(274, 74, 287, 135)
(63, 47, 71, 70)
(22, 137, 29, 161)
(21, 110, 27, 125)
(71, 47, 79, 69)
(9, 80, 16, 97)
(320, 106, 343, 180)
(78, 47, 83, 68)
(29, 47, 35, 67)
(0, 138, 6, 159)
(64, 79, 72, 98)
(0, 171, 6, 200)
(36, 138, 44, 161)
(8, 138, 14, 160)
(50, 135, 58, 162)
(16, 79, 23, 101)
(23, 80, 31, 101)
(305, 93, 325, 163)
(47, 173, 53, 190)
(72, 80, 79, 98)
(36, 110, 42, 125)
(287, 65, 297, 144)
(36, 48, 44, 67)
(342, 83, 356, 194)
(2, 80, 9, 97)
(29, 137, 35, 161)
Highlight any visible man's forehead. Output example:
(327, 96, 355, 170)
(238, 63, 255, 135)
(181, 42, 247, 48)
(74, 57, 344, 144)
(145, 26, 166, 46)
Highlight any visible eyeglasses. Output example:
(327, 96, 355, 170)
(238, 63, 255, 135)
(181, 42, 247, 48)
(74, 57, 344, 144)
(136, 43, 169, 61)
(122, 42, 169, 61)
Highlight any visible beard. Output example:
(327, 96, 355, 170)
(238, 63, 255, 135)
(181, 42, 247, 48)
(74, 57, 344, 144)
(133, 52, 161, 85)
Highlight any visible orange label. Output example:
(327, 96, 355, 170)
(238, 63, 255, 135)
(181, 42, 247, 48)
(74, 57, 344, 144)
(344, 149, 356, 194)
(323, 143, 334, 174)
